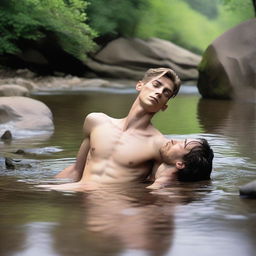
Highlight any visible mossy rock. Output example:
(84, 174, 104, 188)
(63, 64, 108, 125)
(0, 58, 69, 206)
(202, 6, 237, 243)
(197, 18, 256, 101)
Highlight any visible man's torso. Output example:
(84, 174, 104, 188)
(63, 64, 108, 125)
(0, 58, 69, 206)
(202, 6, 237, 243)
(81, 113, 164, 184)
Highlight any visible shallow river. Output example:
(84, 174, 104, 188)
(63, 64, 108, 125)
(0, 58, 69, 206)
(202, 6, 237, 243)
(0, 86, 256, 256)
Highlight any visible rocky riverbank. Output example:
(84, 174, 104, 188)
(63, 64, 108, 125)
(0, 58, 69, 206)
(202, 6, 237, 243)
(0, 68, 139, 97)
(0, 37, 201, 95)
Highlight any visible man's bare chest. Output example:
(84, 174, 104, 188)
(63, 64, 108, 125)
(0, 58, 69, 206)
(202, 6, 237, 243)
(89, 124, 158, 166)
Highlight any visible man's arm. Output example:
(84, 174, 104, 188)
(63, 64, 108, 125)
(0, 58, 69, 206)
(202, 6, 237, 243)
(55, 137, 90, 181)
(147, 163, 177, 189)
(55, 113, 95, 181)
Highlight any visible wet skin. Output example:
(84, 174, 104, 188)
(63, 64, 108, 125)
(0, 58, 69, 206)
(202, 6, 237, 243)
(39, 74, 177, 191)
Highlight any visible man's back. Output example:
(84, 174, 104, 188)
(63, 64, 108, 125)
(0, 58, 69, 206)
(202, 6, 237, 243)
(81, 113, 164, 184)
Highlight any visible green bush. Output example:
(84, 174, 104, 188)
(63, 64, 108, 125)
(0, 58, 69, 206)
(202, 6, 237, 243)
(0, 0, 96, 61)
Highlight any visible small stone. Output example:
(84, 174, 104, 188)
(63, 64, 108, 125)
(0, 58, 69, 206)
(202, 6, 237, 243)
(5, 157, 15, 169)
(15, 149, 25, 155)
(1, 130, 12, 140)
(16, 69, 36, 79)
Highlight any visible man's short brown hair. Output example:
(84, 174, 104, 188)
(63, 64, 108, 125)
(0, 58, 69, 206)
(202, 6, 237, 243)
(142, 68, 181, 98)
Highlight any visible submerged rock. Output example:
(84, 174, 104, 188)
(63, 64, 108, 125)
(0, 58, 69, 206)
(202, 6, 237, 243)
(239, 180, 256, 198)
(15, 149, 26, 155)
(5, 157, 32, 170)
(5, 157, 16, 170)
(14, 146, 62, 156)
(1, 130, 12, 140)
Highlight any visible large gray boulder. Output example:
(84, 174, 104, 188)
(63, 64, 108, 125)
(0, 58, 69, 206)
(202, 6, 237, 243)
(0, 96, 54, 138)
(86, 37, 201, 82)
(197, 18, 256, 100)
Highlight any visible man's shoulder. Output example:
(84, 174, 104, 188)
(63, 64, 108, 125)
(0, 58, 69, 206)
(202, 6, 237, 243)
(85, 112, 110, 123)
(151, 132, 168, 149)
(147, 125, 164, 139)
(83, 112, 111, 131)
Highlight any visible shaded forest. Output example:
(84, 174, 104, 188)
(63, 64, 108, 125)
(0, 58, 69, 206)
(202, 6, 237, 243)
(0, 0, 254, 73)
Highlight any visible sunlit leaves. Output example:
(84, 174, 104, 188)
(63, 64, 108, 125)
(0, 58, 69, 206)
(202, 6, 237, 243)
(0, 0, 96, 60)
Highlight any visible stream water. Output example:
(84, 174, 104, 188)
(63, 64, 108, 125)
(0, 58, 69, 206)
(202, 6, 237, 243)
(0, 86, 255, 256)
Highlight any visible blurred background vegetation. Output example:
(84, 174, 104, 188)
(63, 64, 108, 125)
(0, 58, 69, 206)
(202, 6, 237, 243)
(0, 0, 254, 63)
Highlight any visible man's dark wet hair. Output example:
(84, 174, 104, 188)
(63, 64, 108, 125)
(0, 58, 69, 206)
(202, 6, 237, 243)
(141, 67, 181, 98)
(177, 138, 214, 182)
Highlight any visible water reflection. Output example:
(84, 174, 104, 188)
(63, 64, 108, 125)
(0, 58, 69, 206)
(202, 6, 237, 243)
(198, 98, 256, 161)
(49, 183, 209, 256)
(0, 184, 176, 256)
(84, 187, 174, 254)
(17, 222, 60, 256)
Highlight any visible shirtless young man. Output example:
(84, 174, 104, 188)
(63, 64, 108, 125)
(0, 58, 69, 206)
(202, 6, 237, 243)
(40, 68, 213, 191)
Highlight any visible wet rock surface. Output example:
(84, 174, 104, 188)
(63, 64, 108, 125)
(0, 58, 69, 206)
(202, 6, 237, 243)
(239, 180, 256, 198)
(4, 157, 34, 170)
(1, 130, 12, 140)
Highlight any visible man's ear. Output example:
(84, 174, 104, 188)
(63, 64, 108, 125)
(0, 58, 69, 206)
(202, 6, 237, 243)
(136, 81, 143, 91)
(175, 161, 185, 170)
(161, 104, 168, 111)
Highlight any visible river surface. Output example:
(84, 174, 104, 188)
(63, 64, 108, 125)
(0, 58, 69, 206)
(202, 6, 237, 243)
(0, 86, 256, 256)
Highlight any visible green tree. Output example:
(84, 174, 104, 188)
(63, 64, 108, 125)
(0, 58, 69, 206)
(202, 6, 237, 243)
(0, 0, 96, 61)
(221, 0, 255, 14)
(86, 0, 148, 38)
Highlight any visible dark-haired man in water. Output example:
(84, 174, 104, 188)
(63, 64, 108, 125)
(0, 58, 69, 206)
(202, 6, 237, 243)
(40, 68, 213, 191)
(148, 138, 213, 189)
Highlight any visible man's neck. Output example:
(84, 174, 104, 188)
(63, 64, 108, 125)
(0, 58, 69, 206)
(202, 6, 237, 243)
(122, 98, 155, 131)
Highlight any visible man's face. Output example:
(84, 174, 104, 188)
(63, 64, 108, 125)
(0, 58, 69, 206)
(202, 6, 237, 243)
(136, 74, 175, 113)
(160, 139, 201, 166)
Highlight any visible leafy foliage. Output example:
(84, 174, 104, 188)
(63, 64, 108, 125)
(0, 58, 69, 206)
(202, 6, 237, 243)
(86, 0, 148, 37)
(0, 0, 96, 61)
(220, 0, 254, 10)
(0, 0, 254, 62)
